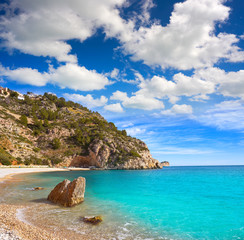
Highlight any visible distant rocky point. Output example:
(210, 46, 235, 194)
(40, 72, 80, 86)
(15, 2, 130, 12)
(161, 161, 170, 166)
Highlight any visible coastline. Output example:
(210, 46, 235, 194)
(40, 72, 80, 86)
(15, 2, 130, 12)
(0, 166, 69, 183)
(0, 167, 90, 240)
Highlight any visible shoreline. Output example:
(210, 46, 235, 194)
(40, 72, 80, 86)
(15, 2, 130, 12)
(0, 167, 69, 183)
(0, 166, 91, 183)
(0, 167, 90, 240)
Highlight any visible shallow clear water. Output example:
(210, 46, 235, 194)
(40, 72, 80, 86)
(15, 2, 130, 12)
(2, 166, 244, 239)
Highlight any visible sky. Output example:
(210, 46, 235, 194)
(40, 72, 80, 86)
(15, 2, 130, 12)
(0, 0, 244, 166)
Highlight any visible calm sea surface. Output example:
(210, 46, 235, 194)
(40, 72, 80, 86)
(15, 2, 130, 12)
(2, 166, 244, 239)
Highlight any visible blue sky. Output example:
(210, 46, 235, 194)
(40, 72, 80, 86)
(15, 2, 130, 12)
(0, 0, 244, 165)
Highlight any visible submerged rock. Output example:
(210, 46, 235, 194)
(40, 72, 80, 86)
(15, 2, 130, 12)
(33, 187, 44, 191)
(82, 216, 102, 224)
(47, 177, 86, 207)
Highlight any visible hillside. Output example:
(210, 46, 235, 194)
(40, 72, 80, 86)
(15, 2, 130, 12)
(0, 89, 162, 169)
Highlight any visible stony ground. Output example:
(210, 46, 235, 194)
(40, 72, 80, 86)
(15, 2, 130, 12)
(0, 204, 62, 240)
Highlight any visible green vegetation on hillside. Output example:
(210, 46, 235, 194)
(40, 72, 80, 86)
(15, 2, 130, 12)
(0, 90, 159, 169)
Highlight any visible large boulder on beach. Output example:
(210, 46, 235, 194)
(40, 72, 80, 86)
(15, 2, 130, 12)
(47, 177, 86, 207)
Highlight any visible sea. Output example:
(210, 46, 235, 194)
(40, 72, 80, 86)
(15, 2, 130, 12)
(2, 166, 244, 240)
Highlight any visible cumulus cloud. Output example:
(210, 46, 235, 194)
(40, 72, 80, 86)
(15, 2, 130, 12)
(122, 94, 164, 110)
(138, 73, 215, 101)
(161, 104, 193, 115)
(0, 0, 134, 63)
(64, 93, 108, 108)
(136, 67, 244, 106)
(49, 63, 110, 91)
(122, 0, 244, 70)
(197, 100, 244, 130)
(110, 90, 164, 110)
(109, 66, 244, 112)
(189, 67, 244, 99)
(0, 65, 48, 86)
(104, 103, 123, 112)
(1, 0, 243, 70)
(110, 90, 128, 101)
(0, 63, 110, 91)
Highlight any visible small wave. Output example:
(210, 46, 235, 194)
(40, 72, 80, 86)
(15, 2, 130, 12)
(16, 208, 33, 226)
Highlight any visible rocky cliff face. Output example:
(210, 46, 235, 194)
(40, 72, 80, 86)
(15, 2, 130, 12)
(0, 91, 163, 169)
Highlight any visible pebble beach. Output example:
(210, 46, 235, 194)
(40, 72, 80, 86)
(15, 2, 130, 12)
(0, 167, 69, 240)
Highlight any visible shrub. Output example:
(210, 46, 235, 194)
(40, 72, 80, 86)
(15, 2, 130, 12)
(52, 138, 61, 149)
(50, 157, 62, 165)
(64, 150, 73, 156)
(24, 159, 32, 165)
(121, 130, 127, 137)
(129, 149, 141, 158)
(20, 114, 28, 126)
(16, 157, 22, 164)
(32, 157, 42, 165)
(0, 149, 13, 165)
(10, 91, 18, 98)
(33, 147, 40, 152)
(42, 159, 49, 165)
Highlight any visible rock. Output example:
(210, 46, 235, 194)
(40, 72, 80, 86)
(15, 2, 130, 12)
(47, 177, 86, 207)
(82, 216, 102, 224)
(161, 161, 170, 166)
(33, 187, 44, 191)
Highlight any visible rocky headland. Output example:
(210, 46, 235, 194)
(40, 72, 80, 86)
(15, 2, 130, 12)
(0, 90, 163, 170)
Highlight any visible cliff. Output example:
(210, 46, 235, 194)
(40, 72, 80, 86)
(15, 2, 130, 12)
(0, 90, 162, 169)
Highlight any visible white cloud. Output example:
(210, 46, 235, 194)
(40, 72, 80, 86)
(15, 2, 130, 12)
(0, 0, 134, 63)
(0, 65, 48, 86)
(136, 67, 244, 106)
(161, 104, 193, 115)
(121, 122, 134, 128)
(0, 63, 110, 91)
(110, 90, 128, 101)
(104, 103, 123, 112)
(126, 127, 146, 137)
(110, 68, 119, 79)
(122, 0, 244, 70)
(217, 71, 244, 99)
(191, 68, 244, 99)
(64, 93, 108, 108)
(1, 0, 243, 70)
(110, 90, 164, 110)
(49, 63, 110, 91)
(109, 66, 244, 112)
(197, 100, 244, 130)
(137, 73, 215, 101)
(122, 94, 164, 110)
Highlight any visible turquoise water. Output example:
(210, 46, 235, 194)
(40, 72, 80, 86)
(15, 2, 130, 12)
(3, 166, 244, 239)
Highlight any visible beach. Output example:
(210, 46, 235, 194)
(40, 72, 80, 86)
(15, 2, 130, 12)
(0, 167, 71, 240)
(0, 167, 69, 182)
